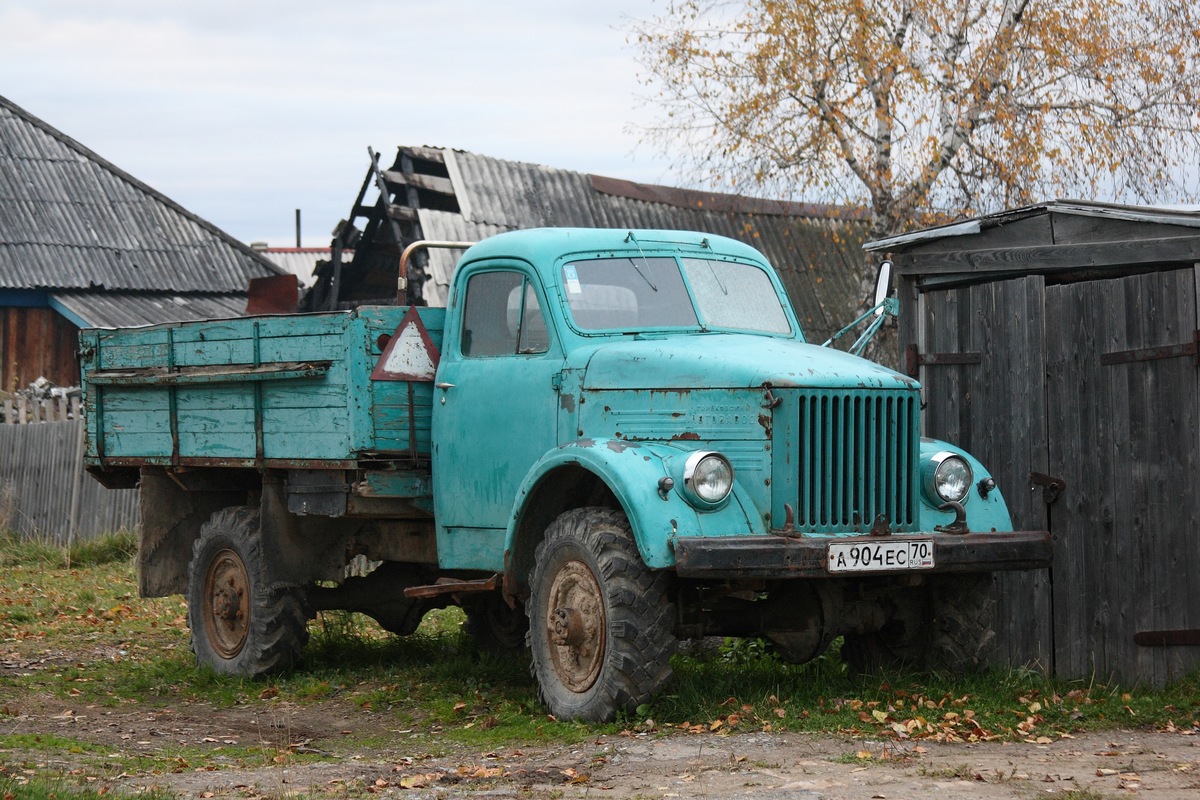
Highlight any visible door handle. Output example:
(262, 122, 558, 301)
(435, 382, 455, 390)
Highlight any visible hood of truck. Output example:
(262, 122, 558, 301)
(576, 333, 918, 391)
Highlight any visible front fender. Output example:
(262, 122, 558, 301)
(918, 439, 1015, 533)
(508, 438, 761, 569)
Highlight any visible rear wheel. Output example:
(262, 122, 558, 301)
(841, 598, 928, 673)
(187, 507, 308, 676)
(841, 574, 996, 675)
(463, 594, 529, 654)
(926, 574, 996, 673)
(527, 507, 674, 722)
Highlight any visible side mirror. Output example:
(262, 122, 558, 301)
(823, 259, 897, 357)
(872, 259, 894, 315)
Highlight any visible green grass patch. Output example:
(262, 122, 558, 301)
(0, 528, 137, 569)
(2, 533, 1199, 752)
(0, 774, 176, 800)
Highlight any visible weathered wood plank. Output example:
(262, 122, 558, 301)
(895, 234, 1200, 276)
(380, 169, 455, 196)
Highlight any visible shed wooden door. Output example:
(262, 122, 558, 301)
(1044, 268, 1200, 685)
(913, 275, 1054, 670)
(915, 268, 1200, 684)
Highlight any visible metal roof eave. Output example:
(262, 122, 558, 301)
(864, 200, 1200, 252)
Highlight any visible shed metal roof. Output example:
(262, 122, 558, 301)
(864, 200, 1200, 291)
(865, 200, 1200, 252)
(0, 94, 283, 296)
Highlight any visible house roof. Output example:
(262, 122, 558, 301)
(254, 246, 341, 287)
(315, 146, 871, 345)
(51, 291, 250, 329)
(0, 94, 283, 305)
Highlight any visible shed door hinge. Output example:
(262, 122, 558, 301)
(1029, 472, 1066, 505)
(1100, 330, 1200, 366)
(904, 344, 982, 378)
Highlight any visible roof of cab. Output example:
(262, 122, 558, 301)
(458, 227, 768, 268)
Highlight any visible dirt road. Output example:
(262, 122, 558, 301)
(4, 697, 1198, 799)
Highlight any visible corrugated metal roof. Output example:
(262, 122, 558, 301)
(416, 209, 510, 304)
(439, 149, 869, 343)
(256, 247, 339, 287)
(322, 147, 868, 343)
(53, 291, 249, 329)
(0, 94, 284, 294)
(865, 200, 1200, 251)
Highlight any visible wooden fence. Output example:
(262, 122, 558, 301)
(0, 420, 139, 543)
(3, 393, 82, 425)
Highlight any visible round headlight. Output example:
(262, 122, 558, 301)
(683, 451, 734, 507)
(924, 452, 973, 504)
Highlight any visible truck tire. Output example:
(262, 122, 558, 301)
(187, 507, 309, 676)
(926, 573, 996, 673)
(841, 575, 996, 675)
(840, 596, 928, 674)
(527, 507, 675, 722)
(463, 595, 529, 655)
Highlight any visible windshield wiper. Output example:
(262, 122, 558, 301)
(624, 257, 657, 292)
(622, 232, 659, 292)
(706, 260, 729, 295)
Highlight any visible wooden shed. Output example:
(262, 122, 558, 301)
(867, 201, 1200, 686)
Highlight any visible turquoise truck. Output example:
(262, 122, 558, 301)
(80, 227, 1050, 721)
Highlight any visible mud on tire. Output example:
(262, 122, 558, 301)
(527, 507, 675, 722)
(187, 507, 309, 676)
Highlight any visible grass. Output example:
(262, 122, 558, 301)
(0, 774, 176, 800)
(2, 528, 1199, 796)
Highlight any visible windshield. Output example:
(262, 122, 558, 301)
(560, 256, 792, 335)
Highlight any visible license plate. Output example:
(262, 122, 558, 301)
(826, 540, 935, 573)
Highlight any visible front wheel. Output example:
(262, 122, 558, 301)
(187, 507, 309, 676)
(527, 507, 675, 722)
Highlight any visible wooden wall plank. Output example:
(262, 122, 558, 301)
(917, 276, 1052, 669)
(0, 307, 80, 390)
(1045, 269, 1200, 685)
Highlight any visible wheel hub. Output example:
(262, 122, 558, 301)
(203, 549, 250, 659)
(545, 560, 605, 692)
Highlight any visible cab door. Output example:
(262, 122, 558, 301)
(431, 263, 562, 570)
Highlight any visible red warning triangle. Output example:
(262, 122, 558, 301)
(371, 307, 440, 381)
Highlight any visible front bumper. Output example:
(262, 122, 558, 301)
(673, 530, 1051, 579)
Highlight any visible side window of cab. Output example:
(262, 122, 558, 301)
(460, 270, 550, 357)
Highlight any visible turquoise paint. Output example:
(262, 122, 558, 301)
(916, 440, 1015, 533)
(507, 439, 760, 570)
(79, 227, 1024, 582)
(360, 470, 433, 499)
(431, 259, 562, 540)
(580, 334, 917, 391)
(437, 527, 507, 571)
(83, 306, 446, 466)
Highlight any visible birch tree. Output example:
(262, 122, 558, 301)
(633, 0, 1200, 240)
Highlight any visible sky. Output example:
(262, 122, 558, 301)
(0, 0, 678, 247)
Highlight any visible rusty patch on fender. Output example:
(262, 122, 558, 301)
(758, 413, 772, 437)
